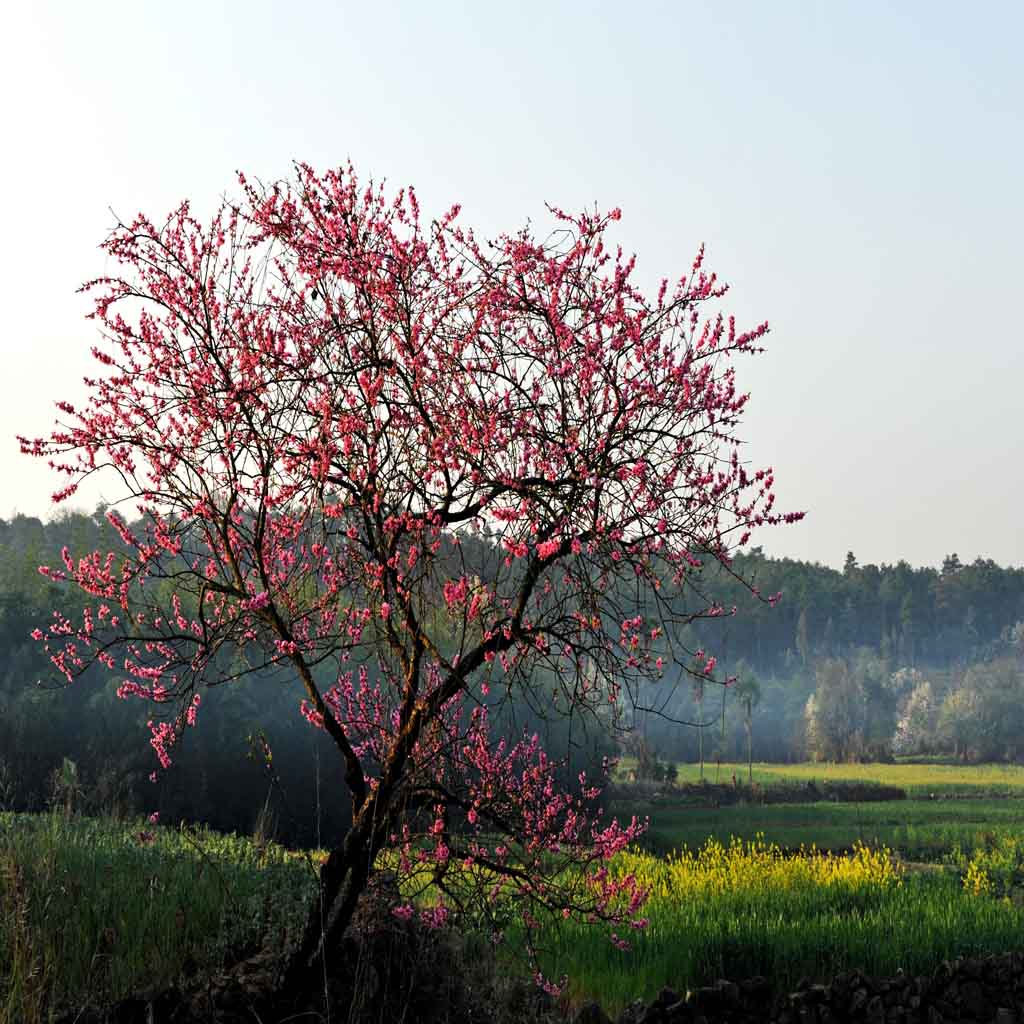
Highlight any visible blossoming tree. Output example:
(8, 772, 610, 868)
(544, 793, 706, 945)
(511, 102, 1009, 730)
(20, 162, 801, 990)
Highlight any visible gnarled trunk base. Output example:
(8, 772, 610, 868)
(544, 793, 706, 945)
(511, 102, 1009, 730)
(280, 834, 372, 1004)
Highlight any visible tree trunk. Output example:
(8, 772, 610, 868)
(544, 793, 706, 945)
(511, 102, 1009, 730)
(697, 688, 704, 782)
(746, 715, 753, 787)
(280, 823, 373, 1000)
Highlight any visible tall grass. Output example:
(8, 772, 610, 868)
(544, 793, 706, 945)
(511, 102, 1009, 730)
(0, 812, 315, 1024)
(530, 837, 1024, 1014)
(953, 830, 1024, 898)
(6, 811, 1024, 1023)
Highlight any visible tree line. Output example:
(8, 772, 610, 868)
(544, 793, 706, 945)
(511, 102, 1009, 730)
(0, 509, 612, 843)
(692, 548, 1024, 673)
(3, 508, 1022, 828)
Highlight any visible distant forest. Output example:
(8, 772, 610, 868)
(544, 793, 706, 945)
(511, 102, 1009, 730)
(1, 509, 1022, 842)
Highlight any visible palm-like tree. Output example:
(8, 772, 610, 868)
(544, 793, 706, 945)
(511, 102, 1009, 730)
(692, 678, 705, 781)
(734, 671, 762, 787)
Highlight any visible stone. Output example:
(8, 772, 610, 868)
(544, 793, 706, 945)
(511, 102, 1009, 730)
(616, 999, 648, 1024)
(560, 959, 1024, 1024)
(959, 979, 990, 1020)
(655, 986, 681, 1009)
(740, 976, 771, 999)
(716, 979, 741, 1006)
(573, 1001, 613, 1024)
(805, 984, 829, 1004)
(635, 1008, 662, 1024)
(688, 987, 724, 1013)
(663, 999, 692, 1023)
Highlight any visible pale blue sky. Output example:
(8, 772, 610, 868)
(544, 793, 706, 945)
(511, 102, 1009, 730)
(2, 1, 1021, 569)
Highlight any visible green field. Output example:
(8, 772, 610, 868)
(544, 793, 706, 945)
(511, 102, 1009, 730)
(534, 839, 1024, 1013)
(0, 813, 315, 1023)
(6, 762, 1024, 1021)
(625, 798, 1024, 860)
(668, 760, 1024, 796)
(614, 761, 1024, 861)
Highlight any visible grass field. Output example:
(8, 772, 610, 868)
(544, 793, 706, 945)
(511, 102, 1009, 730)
(6, 762, 1024, 1021)
(626, 798, 1024, 860)
(0, 812, 315, 1023)
(668, 760, 1024, 796)
(614, 760, 1024, 860)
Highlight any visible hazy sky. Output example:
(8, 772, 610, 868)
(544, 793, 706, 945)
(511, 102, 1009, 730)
(2, 1, 1020, 570)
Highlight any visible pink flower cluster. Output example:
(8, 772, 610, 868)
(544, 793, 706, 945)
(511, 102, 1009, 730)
(18, 160, 802, 967)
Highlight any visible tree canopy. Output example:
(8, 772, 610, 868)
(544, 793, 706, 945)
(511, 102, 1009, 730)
(20, 163, 800, 992)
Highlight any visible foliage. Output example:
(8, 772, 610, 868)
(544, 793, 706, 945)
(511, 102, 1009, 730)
(937, 659, 1024, 761)
(628, 736, 677, 786)
(891, 674, 937, 756)
(676, 549, 1024, 677)
(48, 758, 83, 819)
(804, 658, 867, 762)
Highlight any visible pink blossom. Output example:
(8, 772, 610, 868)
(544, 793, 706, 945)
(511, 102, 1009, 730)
(19, 160, 800, 976)
(536, 538, 561, 559)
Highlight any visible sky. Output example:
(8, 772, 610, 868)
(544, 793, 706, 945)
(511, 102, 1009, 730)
(1, 0, 1021, 571)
